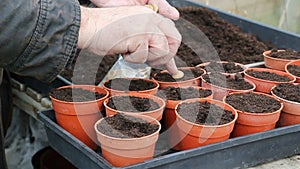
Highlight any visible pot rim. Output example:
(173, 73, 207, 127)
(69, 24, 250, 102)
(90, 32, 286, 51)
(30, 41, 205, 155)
(158, 86, 213, 101)
(285, 59, 300, 78)
(195, 61, 246, 75)
(271, 84, 300, 105)
(263, 49, 296, 62)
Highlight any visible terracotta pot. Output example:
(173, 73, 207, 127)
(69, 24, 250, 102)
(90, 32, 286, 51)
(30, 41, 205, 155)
(160, 87, 213, 150)
(174, 98, 238, 150)
(271, 84, 300, 126)
(50, 85, 109, 150)
(201, 73, 256, 100)
(196, 61, 245, 78)
(285, 59, 300, 83)
(153, 67, 205, 89)
(244, 68, 296, 93)
(224, 91, 283, 137)
(104, 93, 165, 121)
(103, 78, 159, 96)
(94, 114, 161, 167)
(263, 50, 293, 71)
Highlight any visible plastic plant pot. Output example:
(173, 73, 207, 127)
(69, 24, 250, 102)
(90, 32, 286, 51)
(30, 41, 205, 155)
(174, 98, 238, 150)
(263, 49, 294, 71)
(50, 85, 109, 150)
(244, 68, 296, 93)
(152, 67, 205, 89)
(285, 59, 300, 83)
(94, 114, 161, 167)
(271, 84, 300, 126)
(224, 91, 283, 137)
(103, 78, 159, 96)
(104, 93, 165, 121)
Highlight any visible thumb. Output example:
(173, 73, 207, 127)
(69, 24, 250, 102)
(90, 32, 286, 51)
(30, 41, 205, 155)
(165, 58, 179, 75)
(149, 0, 180, 20)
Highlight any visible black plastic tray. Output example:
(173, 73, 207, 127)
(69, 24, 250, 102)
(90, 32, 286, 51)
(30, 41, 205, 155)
(39, 109, 300, 169)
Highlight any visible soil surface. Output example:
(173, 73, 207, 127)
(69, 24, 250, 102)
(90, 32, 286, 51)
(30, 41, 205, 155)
(177, 101, 234, 125)
(97, 113, 159, 138)
(104, 78, 157, 91)
(198, 61, 244, 73)
(202, 73, 254, 90)
(153, 67, 204, 82)
(287, 65, 300, 77)
(269, 49, 300, 60)
(272, 83, 300, 103)
(107, 96, 160, 112)
(246, 70, 292, 82)
(225, 92, 282, 113)
(50, 88, 106, 102)
(157, 87, 212, 100)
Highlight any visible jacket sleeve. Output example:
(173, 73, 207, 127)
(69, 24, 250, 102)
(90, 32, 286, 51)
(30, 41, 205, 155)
(0, 0, 80, 82)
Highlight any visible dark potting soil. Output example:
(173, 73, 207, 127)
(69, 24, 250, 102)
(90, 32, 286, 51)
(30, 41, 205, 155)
(107, 96, 160, 112)
(269, 49, 300, 60)
(246, 70, 291, 82)
(272, 83, 300, 103)
(287, 65, 300, 77)
(202, 73, 254, 90)
(225, 92, 282, 113)
(49, 88, 106, 102)
(198, 61, 244, 73)
(153, 67, 204, 82)
(177, 101, 234, 125)
(97, 113, 159, 138)
(157, 87, 212, 100)
(104, 78, 157, 91)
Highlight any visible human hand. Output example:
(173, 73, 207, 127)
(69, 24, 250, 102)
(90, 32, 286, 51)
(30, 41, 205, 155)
(78, 6, 181, 74)
(89, 0, 180, 20)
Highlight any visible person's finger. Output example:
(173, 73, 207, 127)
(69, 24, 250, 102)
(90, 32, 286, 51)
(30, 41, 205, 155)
(165, 58, 179, 75)
(147, 33, 169, 62)
(149, 0, 180, 20)
(122, 36, 149, 64)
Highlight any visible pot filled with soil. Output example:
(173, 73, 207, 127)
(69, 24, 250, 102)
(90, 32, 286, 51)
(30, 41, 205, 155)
(271, 83, 300, 126)
(94, 113, 161, 167)
(196, 61, 245, 77)
(174, 98, 237, 150)
(285, 59, 300, 83)
(103, 78, 159, 96)
(264, 49, 300, 71)
(104, 93, 165, 121)
(152, 67, 205, 89)
(156, 86, 213, 149)
(201, 73, 256, 100)
(224, 92, 283, 137)
(49, 85, 109, 149)
(244, 68, 296, 93)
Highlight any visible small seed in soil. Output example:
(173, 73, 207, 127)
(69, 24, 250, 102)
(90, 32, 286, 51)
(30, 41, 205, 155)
(225, 92, 282, 113)
(50, 88, 106, 102)
(104, 78, 156, 91)
(199, 61, 244, 74)
(157, 87, 212, 100)
(272, 83, 300, 103)
(269, 49, 300, 60)
(287, 65, 300, 77)
(97, 113, 159, 138)
(172, 70, 185, 79)
(177, 101, 234, 125)
(246, 70, 291, 82)
(107, 96, 160, 112)
(202, 73, 253, 90)
(154, 67, 204, 82)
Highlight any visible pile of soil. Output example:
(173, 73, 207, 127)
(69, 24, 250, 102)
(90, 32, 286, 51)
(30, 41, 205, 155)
(153, 67, 204, 82)
(157, 87, 212, 100)
(97, 113, 159, 138)
(202, 73, 254, 90)
(104, 78, 157, 91)
(269, 49, 300, 60)
(287, 65, 300, 77)
(198, 61, 244, 73)
(246, 70, 292, 82)
(225, 92, 282, 113)
(177, 101, 234, 125)
(107, 96, 160, 112)
(272, 83, 300, 103)
(49, 88, 106, 102)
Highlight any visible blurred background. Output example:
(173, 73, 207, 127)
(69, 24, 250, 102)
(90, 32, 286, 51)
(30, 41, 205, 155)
(192, 0, 300, 34)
